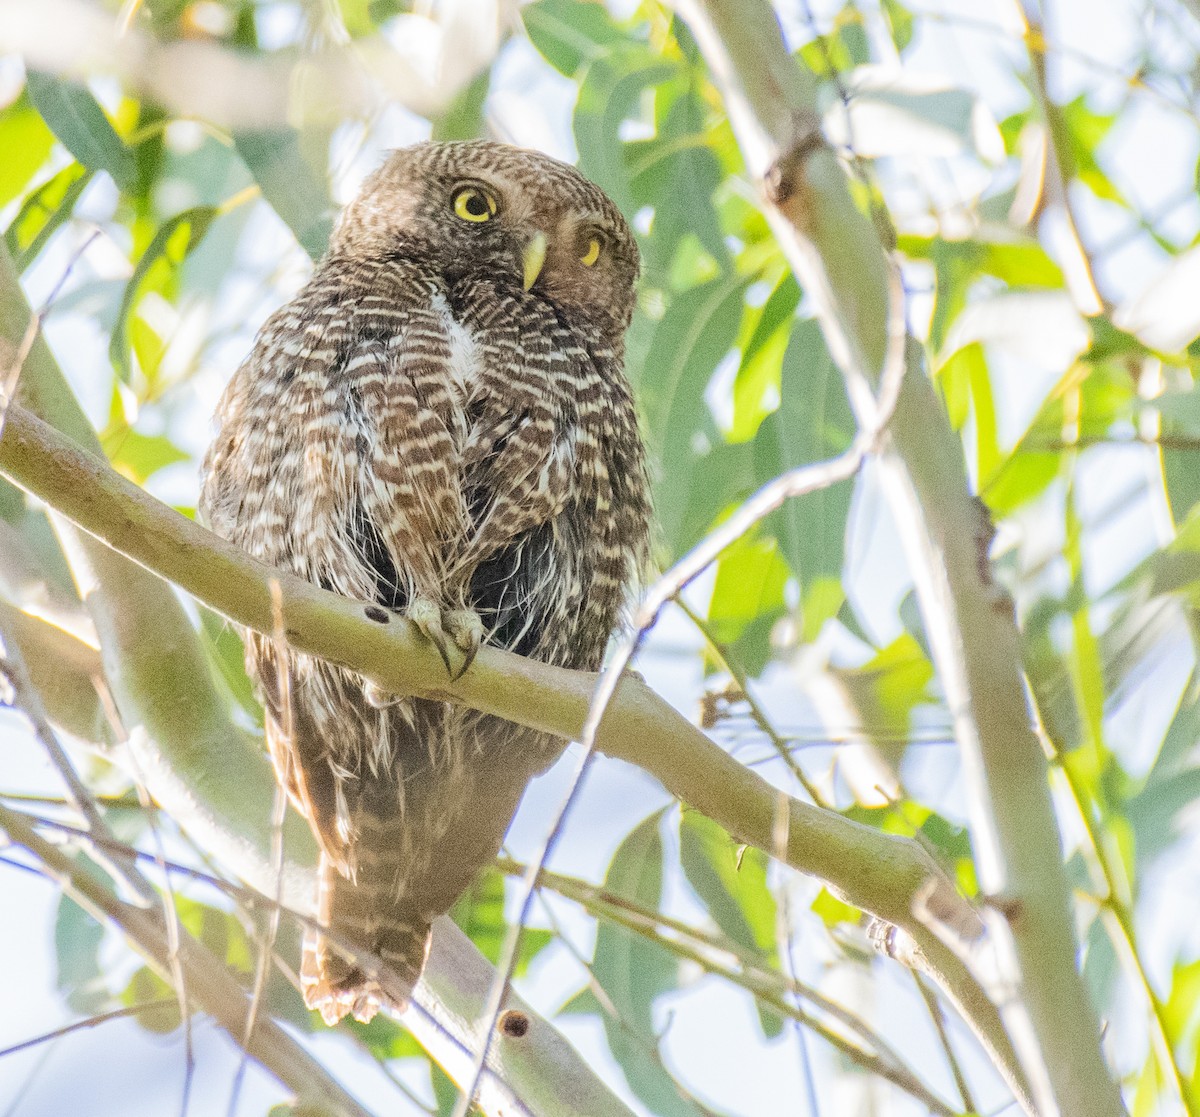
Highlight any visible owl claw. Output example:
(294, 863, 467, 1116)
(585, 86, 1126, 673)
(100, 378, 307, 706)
(409, 599, 482, 679)
(444, 609, 483, 680)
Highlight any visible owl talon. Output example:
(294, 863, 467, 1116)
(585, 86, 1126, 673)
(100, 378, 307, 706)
(445, 609, 483, 680)
(408, 597, 456, 677)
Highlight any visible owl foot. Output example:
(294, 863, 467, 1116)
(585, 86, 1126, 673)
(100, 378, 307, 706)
(444, 608, 483, 678)
(408, 598, 482, 680)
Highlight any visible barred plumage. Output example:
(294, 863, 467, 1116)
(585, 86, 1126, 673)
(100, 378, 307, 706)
(201, 141, 651, 1024)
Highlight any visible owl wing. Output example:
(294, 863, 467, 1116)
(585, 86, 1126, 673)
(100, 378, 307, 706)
(454, 290, 589, 576)
(347, 299, 470, 606)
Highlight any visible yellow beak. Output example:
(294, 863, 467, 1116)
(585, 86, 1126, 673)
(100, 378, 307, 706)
(522, 231, 548, 291)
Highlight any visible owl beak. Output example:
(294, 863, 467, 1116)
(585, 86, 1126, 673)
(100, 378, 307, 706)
(522, 231, 548, 291)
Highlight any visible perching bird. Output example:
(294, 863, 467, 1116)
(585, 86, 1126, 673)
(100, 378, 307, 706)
(201, 141, 651, 1025)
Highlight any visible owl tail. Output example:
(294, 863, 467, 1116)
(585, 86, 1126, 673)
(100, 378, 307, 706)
(300, 852, 432, 1026)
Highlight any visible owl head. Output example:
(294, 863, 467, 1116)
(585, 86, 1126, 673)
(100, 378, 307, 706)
(329, 140, 640, 334)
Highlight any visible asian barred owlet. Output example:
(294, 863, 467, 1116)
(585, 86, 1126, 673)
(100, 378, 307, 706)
(201, 141, 651, 1025)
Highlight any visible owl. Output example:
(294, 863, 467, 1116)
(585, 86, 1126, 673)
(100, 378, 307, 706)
(201, 141, 651, 1025)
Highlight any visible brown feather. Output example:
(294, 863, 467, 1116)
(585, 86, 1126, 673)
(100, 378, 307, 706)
(201, 141, 651, 1024)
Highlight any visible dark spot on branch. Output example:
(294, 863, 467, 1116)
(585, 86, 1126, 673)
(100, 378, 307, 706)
(764, 115, 826, 206)
(364, 605, 389, 624)
(990, 894, 1024, 927)
(498, 1010, 529, 1038)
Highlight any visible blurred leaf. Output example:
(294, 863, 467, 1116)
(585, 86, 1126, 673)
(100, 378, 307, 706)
(431, 65, 492, 141)
(199, 605, 261, 724)
(680, 811, 783, 1039)
(811, 887, 861, 928)
(679, 811, 777, 959)
(880, 0, 914, 51)
(825, 70, 1001, 162)
(752, 320, 855, 637)
(1058, 95, 1125, 205)
(54, 895, 109, 1014)
(121, 966, 182, 1033)
(5, 163, 95, 272)
(833, 633, 934, 745)
(24, 71, 137, 191)
(101, 426, 189, 484)
(110, 206, 216, 381)
(731, 275, 800, 441)
(522, 0, 626, 77)
(575, 53, 675, 215)
(642, 275, 749, 553)
(0, 91, 56, 208)
(1116, 245, 1200, 354)
(576, 809, 702, 1117)
(347, 1012, 427, 1061)
(706, 530, 790, 675)
(628, 81, 728, 282)
(940, 343, 999, 484)
(234, 131, 335, 261)
(431, 1062, 459, 1115)
(451, 866, 552, 977)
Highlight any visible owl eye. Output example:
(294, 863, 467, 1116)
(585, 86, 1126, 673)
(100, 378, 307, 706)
(580, 236, 602, 267)
(453, 186, 497, 223)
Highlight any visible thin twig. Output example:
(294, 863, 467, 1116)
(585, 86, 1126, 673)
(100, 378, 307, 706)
(228, 582, 291, 1117)
(0, 801, 378, 1117)
(0, 637, 149, 901)
(0, 230, 98, 440)
(913, 973, 977, 1115)
(775, 796, 820, 1117)
(677, 599, 829, 806)
(0, 999, 180, 1061)
(530, 893, 719, 1117)
(455, 260, 906, 1117)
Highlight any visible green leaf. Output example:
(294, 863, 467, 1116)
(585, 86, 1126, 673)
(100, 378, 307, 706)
(4, 163, 94, 272)
(451, 867, 553, 977)
(120, 966, 182, 1033)
(831, 633, 934, 748)
(731, 275, 800, 440)
(522, 0, 626, 77)
(1059, 95, 1125, 205)
(627, 80, 729, 283)
(826, 73, 996, 161)
(575, 52, 675, 215)
(24, 71, 137, 191)
(110, 206, 217, 381)
(811, 887, 860, 928)
(940, 343, 999, 485)
(0, 90, 56, 208)
(198, 605, 262, 724)
(679, 811, 783, 1039)
(706, 530, 790, 676)
(751, 320, 855, 637)
(640, 275, 749, 553)
(101, 426, 189, 484)
(431, 65, 492, 142)
(880, 0, 914, 51)
(583, 810, 703, 1117)
(234, 130, 335, 261)
(680, 811, 777, 959)
(54, 895, 109, 1013)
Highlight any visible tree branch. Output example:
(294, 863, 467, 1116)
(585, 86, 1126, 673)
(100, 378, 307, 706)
(667, 2, 1118, 1115)
(0, 396, 1028, 1105)
(0, 802, 378, 1117)
(0, 241, 635, 1117)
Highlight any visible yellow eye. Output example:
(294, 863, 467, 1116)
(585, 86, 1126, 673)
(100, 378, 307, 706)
(453, 186, 497, 223)
(580, 236, 602, 267)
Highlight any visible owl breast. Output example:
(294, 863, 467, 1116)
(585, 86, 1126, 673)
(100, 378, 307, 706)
(204, 253, 645, 771)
